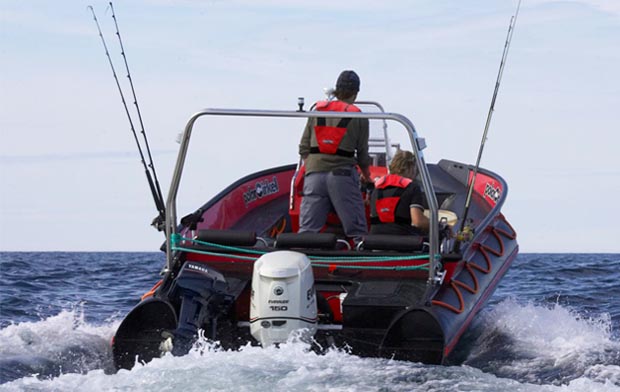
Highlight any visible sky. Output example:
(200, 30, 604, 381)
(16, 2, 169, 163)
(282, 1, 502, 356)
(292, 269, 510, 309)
(0, 0, 618, 253)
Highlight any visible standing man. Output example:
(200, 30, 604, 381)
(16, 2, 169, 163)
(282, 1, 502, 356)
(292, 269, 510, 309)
(298, 70, 372, 240)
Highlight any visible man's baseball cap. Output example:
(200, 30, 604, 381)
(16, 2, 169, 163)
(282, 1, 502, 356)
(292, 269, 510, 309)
(336, 70, 360, 92)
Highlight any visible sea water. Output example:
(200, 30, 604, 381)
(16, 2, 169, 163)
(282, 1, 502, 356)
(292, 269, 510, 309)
(0, 252, 618, 391)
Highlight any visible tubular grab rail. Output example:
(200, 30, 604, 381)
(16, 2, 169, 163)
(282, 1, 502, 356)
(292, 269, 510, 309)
(164, 108, 440, 284)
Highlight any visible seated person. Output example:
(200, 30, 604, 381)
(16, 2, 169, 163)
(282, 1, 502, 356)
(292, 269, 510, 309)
(369, 150, 429, 235)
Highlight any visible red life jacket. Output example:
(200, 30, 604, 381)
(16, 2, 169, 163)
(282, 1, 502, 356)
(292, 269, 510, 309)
(371, 174, 412, 224)
(310, 100, 361, 157)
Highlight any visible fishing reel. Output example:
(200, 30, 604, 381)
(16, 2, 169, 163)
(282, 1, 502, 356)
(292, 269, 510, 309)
(443, 219, 475, 254)
(151, 215, 165, 232)
(455, 220, 474, 243)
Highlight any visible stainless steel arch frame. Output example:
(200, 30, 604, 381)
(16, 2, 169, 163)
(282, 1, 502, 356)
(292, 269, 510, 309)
(355, 101, 391, 163)
(165, 108, 440, 283)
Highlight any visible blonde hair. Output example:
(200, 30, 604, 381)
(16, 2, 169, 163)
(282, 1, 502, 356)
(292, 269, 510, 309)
(389, 150, 416, 178)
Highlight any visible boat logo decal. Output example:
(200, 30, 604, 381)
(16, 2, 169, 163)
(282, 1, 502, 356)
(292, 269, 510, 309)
(273, 286, 284, 296)
(484, 182, 501, 203)
(243, 176, 279, 207)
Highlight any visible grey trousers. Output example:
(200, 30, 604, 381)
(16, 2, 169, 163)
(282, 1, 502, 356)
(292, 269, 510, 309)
(299, 168, 368, 238)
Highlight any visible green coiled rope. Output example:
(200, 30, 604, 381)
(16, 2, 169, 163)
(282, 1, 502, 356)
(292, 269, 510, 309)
(169, 233, 433, 271)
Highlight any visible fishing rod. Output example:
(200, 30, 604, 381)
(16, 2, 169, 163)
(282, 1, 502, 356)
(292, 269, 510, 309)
(455, 0, 521, 249)
(89, 4, 166, 230)
(108, 2, 166, 224)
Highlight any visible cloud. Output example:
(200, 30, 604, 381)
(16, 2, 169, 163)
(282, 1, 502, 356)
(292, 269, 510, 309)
(575, 0, 620, 15)
(0, 150, 175, 165)
(529, 0, 620, 17)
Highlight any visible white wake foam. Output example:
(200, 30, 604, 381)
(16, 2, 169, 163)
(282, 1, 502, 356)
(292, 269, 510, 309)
(0, 308, 118, 382)
(1, 304, 618, 391)
(466, 298, 619, 387)
(0, 308, 117, 357)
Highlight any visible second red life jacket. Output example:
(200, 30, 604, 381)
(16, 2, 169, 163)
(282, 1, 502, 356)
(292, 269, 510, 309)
(371, 174, 412, 223)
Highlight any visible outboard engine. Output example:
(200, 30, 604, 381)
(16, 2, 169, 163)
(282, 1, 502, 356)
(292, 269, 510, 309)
(169, 262, 234, 355)
(250, 251, 317, 346)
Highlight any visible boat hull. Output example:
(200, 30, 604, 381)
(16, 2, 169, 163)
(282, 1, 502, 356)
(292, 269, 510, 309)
(112, 160, 517, 369)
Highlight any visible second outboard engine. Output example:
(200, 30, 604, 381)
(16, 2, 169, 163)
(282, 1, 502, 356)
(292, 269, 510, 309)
(250, 251, 317, 346)
(169, 262, 234, 355)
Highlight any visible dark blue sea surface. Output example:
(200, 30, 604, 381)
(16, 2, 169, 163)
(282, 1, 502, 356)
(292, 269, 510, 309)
(0, 252, 618, 391)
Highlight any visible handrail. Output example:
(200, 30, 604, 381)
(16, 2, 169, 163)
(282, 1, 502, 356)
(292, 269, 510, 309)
(165, 108, 440, 284)
(355, 101, 392, 164)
